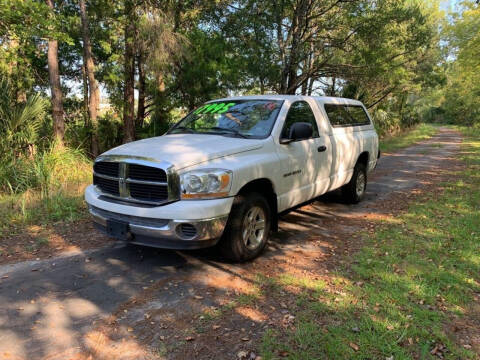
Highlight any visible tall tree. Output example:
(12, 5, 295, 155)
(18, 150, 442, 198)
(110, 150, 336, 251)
(123, 0, 136, 143)
(136, 52, 146, 126)
(135, 4, 185, 129)
(45, 0, 65, 142)
(79, 0, 100, 155)
(440, 0, 480, 125)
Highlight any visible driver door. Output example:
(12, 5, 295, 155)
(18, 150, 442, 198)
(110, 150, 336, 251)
(276, 101, 323, 211)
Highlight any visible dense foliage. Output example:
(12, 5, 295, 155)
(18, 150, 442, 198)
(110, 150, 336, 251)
(0, 0, 478, 198)
(439, 1, 480, 125)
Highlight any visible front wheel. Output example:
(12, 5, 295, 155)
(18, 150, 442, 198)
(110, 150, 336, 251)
(219, 192, 271, 262)
(341, 163, 367, 204)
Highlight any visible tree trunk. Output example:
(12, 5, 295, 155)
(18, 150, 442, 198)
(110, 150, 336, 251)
(274, 1, 288, 94)
(79, 0, 100, 156)
(123, 0, 136, 143)
(46, 0, 65, 143)
(301, 72, 308, 95)
(137, 52, 146, 127)
(284, 0, 309, 95)
(331, 77, 336, 96)
(307, 76, 314, 96)
(82, 62, 89, 121)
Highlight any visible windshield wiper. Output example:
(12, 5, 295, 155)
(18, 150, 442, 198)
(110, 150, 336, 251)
(171, 126, 196, 134)
(207, 127, 248, 138)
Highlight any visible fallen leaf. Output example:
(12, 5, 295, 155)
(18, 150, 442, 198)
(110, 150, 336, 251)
(194, 295, 204, 300)
(213, 325, 221, 330)
(241, 337, 249, 341)
(237, 350, 248, 359)
(349, 342, 360, 351)
(185, 336, 194, 341)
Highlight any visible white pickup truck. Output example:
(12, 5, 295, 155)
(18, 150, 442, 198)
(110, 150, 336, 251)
(85, 95, 379, 261)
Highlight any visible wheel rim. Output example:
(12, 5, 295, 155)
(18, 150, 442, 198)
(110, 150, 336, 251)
(356, 172, 366, 197)
(242, 205, 266, 250)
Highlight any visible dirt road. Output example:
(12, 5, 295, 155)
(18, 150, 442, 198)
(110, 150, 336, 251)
(0, 128, 463, 360)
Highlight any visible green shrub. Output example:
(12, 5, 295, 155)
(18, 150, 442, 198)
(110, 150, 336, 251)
(0, 144, 91, 229)
(372, 109, 401, 136)
(97, 111, 123, 153)
(0, 142, 91, 195)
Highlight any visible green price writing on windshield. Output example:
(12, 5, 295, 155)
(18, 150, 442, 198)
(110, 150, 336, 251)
(194, 102, 236, 115)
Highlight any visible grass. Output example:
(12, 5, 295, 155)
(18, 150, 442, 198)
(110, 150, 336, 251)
(260, 126, 480, 359)
(380, 123, 438, 153)
(36, 237, 49, 246)
(0, 190, 88, 230)
(0, 144, 91, 233)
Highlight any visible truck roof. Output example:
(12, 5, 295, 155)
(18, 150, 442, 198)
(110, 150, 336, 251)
(211, 94, 365, 106)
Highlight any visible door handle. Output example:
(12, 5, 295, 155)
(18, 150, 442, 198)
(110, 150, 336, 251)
(317, 145, 327, 152)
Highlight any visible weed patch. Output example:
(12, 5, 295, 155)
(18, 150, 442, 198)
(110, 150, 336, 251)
(380, 124, 438, 153)
(0, 144, 91, 231)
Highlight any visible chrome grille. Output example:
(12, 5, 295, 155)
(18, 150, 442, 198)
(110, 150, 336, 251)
(93, 162, 119, 177)
(129, 164, 167, 182)
(92, 157, 179, 205)
(93, 175, 119, 196)
(129, 182, 168, 202)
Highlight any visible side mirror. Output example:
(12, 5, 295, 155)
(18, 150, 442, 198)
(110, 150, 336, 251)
(280, 122, 313, 144)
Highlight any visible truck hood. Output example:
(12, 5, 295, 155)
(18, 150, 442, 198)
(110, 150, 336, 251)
(102, 134, 264, 170)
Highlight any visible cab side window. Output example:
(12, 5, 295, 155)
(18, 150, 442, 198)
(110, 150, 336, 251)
(324, 104, 371, 127)
(281, 101, 319, 139)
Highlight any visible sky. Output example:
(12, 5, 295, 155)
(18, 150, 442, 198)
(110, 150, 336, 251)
(440, 0, 461, 12)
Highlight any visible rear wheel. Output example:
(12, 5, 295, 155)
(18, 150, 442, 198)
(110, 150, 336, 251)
(219, 192, 271, 262)
(341, 163, 367, 204)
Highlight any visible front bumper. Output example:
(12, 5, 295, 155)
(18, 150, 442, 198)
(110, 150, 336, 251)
(85, 185, 233, 250)
(90, 205, 228, 249)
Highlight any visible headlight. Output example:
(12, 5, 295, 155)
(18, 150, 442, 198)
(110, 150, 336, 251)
(180, 169, 232, 199)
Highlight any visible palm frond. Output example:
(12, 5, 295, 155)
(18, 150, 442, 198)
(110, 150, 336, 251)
(0, 75, 46, 151)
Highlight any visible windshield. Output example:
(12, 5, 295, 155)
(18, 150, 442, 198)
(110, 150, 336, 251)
(167, 100, 283, 139)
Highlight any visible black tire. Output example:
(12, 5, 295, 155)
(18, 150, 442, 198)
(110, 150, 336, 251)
(219, 192, 271, 262)
(341, 163, 367, 204)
